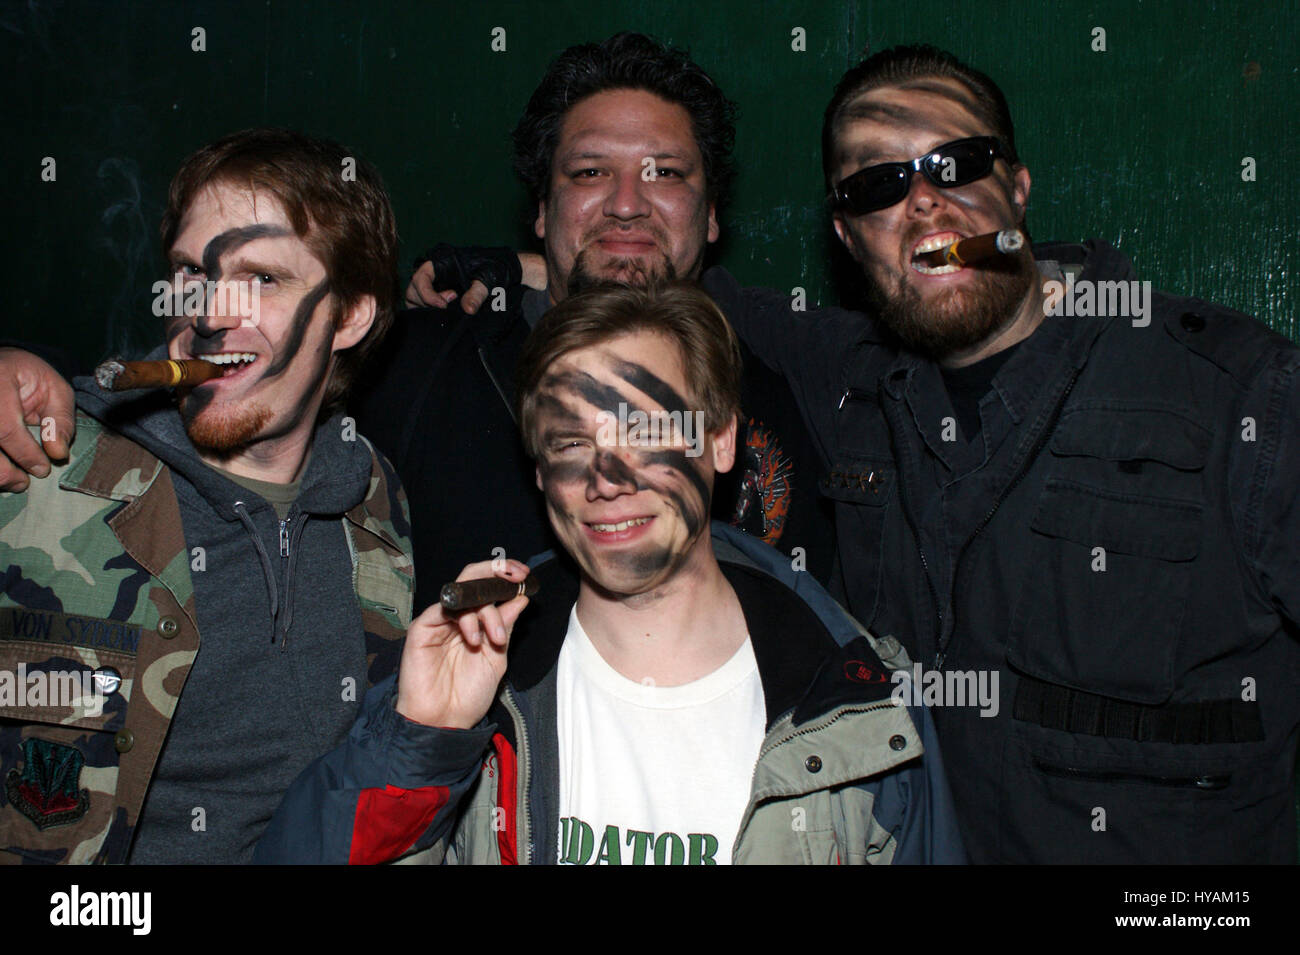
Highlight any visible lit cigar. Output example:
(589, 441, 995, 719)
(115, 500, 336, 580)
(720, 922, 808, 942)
(94, 358, 225, 392)
(440, 574, 539, 613)
(915, 229, 1024, 268)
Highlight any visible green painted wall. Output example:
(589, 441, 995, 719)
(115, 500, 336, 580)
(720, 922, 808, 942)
(2, 0, 1294, 363)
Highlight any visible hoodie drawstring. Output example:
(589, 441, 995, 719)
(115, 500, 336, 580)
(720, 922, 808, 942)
(234, 501, 281, 644)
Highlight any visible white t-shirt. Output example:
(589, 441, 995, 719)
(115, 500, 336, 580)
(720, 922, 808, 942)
(556, 604, 765, 865)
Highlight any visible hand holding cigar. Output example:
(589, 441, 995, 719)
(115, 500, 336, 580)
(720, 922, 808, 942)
(914, 229, 1024, 269)
(398, 558, 533, 730)
(95, 358, 226, 392)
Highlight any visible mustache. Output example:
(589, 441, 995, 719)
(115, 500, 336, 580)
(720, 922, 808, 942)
(581, 223, 670, 247)
(901, 217, 968, 250)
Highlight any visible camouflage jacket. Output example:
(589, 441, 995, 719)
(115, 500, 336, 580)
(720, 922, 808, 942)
(0, 411, 414, 863)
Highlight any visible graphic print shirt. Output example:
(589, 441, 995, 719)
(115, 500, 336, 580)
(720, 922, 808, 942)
(555, 605, 765, 865)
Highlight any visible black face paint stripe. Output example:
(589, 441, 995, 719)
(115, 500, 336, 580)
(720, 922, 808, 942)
(655, 482, 705, 537)
(643, 448, 711, 517)
(610, 359, 690, 419)
(199, 224, 292, 280)
(164, 316, 188, 344)
(897, 79, 984, 115)
(593, 450, 638, 487)
(538, 457, 588, 483)
(541, 370, 636, 421)
(609, 545, 675, 577)
(180, 383, 213, 423)
(282, 313, 337, 427)
(262, 278, 330, 378)
(534, 392, 587, 427)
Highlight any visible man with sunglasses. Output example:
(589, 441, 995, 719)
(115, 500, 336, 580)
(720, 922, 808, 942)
(715, 44, 1300, 864)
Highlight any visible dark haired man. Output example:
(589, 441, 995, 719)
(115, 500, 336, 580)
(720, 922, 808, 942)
(371, 32, 835, 602)
(714, 45, 1300, 863)
(256, 282, 963, 865)
(0, 128, 413, 863)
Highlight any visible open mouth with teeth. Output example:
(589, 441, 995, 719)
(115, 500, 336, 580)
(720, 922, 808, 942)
(585, 515, 654, 541)
(194, 352, 258, 379)
(911, 234, 964, 275)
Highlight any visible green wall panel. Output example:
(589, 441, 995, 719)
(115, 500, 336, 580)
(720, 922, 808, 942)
(2, 0, 1294, 364)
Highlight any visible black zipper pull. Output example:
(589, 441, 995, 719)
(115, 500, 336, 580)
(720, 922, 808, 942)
(838, 386, 872, 410)
(279, 518, 290, 558)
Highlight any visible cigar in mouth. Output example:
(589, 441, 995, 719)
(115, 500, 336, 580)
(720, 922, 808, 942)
(94, 358, 228, 392)
(913, 229, 1025, 269)
(440, 574, 539, 613)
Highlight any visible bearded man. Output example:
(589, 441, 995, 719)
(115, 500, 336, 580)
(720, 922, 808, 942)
(717, 44, 1300, 864)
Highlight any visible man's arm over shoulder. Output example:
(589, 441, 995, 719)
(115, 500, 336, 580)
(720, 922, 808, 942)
(405, 245, 542, 312)
(254, 676, 494, 864)
(701, 268, 880, 425)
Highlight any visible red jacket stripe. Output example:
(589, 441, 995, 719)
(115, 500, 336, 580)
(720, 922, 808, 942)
(491, 733, 519, 865)
(349, 784, 450, 865)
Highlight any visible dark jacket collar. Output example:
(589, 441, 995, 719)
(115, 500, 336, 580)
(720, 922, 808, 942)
(505, 550, 895, 729)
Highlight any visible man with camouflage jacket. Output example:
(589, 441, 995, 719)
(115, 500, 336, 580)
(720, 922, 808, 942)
(0, 128, 413, 864)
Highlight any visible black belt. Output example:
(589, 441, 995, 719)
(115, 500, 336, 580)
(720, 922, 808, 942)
(1013, 675, 1263, 744)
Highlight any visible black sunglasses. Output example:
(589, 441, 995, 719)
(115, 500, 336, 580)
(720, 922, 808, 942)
(829, 136, 1011, 215)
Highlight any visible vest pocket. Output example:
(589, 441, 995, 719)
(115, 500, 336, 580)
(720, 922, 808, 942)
(1006, 479, 1201, 704)
(998, 734, 1235, 863)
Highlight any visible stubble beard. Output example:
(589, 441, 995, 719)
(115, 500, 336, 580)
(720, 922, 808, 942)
(180, 391, 274, 456)
(567, 247, 678, 296)
(866, 251, 1036, 360)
